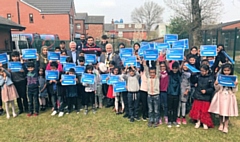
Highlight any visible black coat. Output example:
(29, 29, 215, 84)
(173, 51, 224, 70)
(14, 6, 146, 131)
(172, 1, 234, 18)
(193, 74, 215, 102)
(47, 72, 62, 96)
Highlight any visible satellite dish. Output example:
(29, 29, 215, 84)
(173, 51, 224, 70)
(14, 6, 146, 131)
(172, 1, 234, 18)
(120, 19, 123, 23)
(114, 20, 119, 23)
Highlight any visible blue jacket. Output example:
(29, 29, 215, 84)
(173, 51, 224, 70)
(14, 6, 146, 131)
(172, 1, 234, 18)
(167, 71, 181, 96)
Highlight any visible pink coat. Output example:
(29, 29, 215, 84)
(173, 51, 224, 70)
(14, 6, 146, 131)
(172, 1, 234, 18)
(140, 71, 148, 92)
(46, 62, 63, 72)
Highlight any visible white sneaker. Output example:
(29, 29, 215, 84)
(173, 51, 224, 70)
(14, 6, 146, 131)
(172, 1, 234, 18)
(203, 124, 208, 130)
(51, 111, 57, 116)
(58, 112, 64, 117)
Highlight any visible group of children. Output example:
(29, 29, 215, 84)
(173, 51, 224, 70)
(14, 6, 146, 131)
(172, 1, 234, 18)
(0, 44, 238, 134)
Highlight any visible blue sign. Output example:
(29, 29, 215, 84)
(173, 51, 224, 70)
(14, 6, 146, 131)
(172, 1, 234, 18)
(85, 54, 96, 64)
(63, 63, 76, 72)
(120, 48, 133, 59)
(75, 66, 85, 74)
(101, 74, 109, 84)
(0, 53, 8, 64)
(155, 43, 170, 52)
(138, 45, 153, 57)
(200, 45, 217, 56)
(172, 40, 185, 48)
(164, 34, 178, 44)
(218, 74, 237, 87)
(149, 43, 155, 49)
(45, 70, 59, 80)
(143, 49, 159, 61)
(185, 64, 200, 73)
(81, 73, 95, 84)
(140, 42, 149, 47)
(8, 62, 22, 72)
(61, 75, 76, 85)
(123, 56, 137, 67)
(113, 81, 127, 93)
(209, 60, 214, 67)
(107, 75, 120, 85)
(22, 49, 37, 59)
(179, 39, 189, 49)
(166, 48, 184, 61)
(60, 56, 68, 64)
(136, 62, 141, 68)
(223, 51, 235, 64)
(48, 52, 60, 61)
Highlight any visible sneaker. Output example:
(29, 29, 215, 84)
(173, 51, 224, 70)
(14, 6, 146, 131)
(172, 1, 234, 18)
(167, 122, 172, 128)
(195, 121, 201, 129)
(164, 116, 168, 124)
(153, 122, 158, 127)
(13, 113, 17, 118)
(158, 118, 162, 125)
(76, 111, 80, 114)
(6, 114, 10, 119)
(27, 113, 32, 117)
(173, 122, 180, 127)
(58, 112, 64, 117)
(51, 111, 57, 116)
(203, 124, 208, 130)
(130, 118, 134, 122)
(33, 113, 38, 116)
(84, 110, 88, 115)
(176, 118, 181, 125)
(182, 118, 187, 125)
(135, 117, 141, 121)
(93, 109, 96, 114)
(18, 110, 24, 115)
(148, 122, 152, 127)
(123, 114, 129, 118)
(142, 117, 147, 122)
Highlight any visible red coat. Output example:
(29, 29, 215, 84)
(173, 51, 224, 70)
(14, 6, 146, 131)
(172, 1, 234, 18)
(107, 85, 114, 99)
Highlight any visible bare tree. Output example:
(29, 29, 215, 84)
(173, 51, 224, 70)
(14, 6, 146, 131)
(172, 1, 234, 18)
(131, 1, 164, 31)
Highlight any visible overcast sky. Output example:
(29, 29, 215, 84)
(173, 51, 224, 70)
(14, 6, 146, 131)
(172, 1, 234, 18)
(74, 0, 240, 24)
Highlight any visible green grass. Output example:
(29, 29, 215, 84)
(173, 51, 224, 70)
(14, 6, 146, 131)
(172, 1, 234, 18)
(0, 78, 240, 142)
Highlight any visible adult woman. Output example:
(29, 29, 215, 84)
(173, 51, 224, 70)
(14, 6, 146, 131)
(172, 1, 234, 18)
(212, 44, 227, 74)
(39, 46, 48, 69)
(186, 46, 201, 69)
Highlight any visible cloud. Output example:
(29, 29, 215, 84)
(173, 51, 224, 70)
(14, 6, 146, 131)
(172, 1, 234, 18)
(99, 0, 116, 7)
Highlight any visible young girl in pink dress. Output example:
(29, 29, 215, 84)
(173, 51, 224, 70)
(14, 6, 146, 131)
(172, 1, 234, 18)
(209, 63, 238, 133)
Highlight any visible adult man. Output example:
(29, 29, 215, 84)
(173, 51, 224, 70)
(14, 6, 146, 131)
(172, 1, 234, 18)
(82, 36, 101, 56)
(67, 41, 80, 65)
(76, 34, 86, 51)
(59, 41, 66, 51)
(99, 35, 109, 51)
(100, 43, 121, 68)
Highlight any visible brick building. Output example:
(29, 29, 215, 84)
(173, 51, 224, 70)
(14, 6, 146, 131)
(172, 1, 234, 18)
(0, 0, 75, 40)
(75, 13, 104, 40)
(0, 16, 25, 53)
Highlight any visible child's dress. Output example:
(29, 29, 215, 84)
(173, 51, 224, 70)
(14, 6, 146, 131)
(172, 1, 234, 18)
(0, 76, 19, 103)
(39, 76, 47, 98)
(209, 84, 238, 117)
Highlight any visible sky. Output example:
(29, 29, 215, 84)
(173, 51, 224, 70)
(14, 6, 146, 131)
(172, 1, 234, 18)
(74, 0, 240, 24)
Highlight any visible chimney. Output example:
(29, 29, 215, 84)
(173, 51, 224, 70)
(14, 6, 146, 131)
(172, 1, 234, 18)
(111, 19, 114, 24)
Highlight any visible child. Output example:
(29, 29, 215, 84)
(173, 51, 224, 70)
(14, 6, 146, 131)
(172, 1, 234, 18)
(167, 62, 181, 128)
(139, 64, 148, 121)
(143, 60, 160, 127)
(76, 56, 85, 111)
(209, 63, 238, 133)
(113, 67, 124, 114)
(22, 55, 40, 116)
(62, 68, 79, 115)
(189, 64, 215, 129)
(106, 61, 116, 108)
(177, 61, 191, 125)
(82, 65, 97, 115)
(39, 67, 47, 111)
(9, 51, 28, 114)
(123, 65, 140, 122)
(159, 61, 169, 124)
(94, 64, 104, 109)
(0, 65, 19, 119)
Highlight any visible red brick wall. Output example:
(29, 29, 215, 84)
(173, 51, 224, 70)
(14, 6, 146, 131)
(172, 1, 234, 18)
(86, 24, 103, 40)
(0, 0, 74, 40)
(222, 23, 240, 30)
(75, 20, 85, 35)
(122, 31, 147, 40)
(0, 28, 11, 51)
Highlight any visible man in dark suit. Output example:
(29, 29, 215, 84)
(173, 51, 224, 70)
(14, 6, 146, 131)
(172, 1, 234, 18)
(67, 41, 80, 65)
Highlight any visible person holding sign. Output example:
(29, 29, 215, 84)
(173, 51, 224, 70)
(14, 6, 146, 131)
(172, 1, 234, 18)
(189, 64, 215, 130)
(46, 47, 63, 72)
(212, 44, 227, 74)
(209, 63, 238, 133)
(38, 68, 47, 111)
(39, 46, 48, 69)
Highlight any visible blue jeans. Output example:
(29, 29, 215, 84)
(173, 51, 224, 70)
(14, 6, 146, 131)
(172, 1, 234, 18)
(160, 91, 168, 117)
(128, 92, 139, 118)
(148, 94, 159, 123)
(28, 88, 39, 114)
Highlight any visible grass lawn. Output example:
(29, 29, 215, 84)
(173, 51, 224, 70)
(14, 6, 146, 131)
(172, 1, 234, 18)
(0, 78, 240, 142)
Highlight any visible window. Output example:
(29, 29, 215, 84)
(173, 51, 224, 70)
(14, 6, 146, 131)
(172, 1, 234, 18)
(212, 38, 217, 45)
(7, 13, 11, 20)
(76, 24, 81, 30)
(224, 38, 229, 48)
(85, 24, 89, 30)
(117, 24, 124, 29)
(128, 24, 131, 28)
(29, 14, 34, 23)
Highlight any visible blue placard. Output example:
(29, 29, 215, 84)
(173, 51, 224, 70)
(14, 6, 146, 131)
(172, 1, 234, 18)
(81, 73, 95, 84)
(155, 43, 170, 52)
(136, 62, 141, 68)
(123, 56, 137, 67)
(223, 51, 235, 64)
(101, 74, 109, 84)
(180, 39, 189, 49)
(0, 53, 8, 64)
(164, 34, 178, 44)
(200, 45, 217, 56)
(8, 62, 22, 72)
(209, 60, 214, 67)
(61, 74, 76, 85)
(63, 63, 76, 72)
(48, 52, 60, 61)
(185, 64, 200, 73)
(140, 42, 149, 46)
(120, 48, 133, 54)
(45, 70, 59, 80)
(85, 54, 96, 64)
(107, 75, 120, 85)
(120, 48, 133, 59)
(149, 43, 155, 48)
(75, 66, 85, 74)
(166, 48, 184, 61)
(172, 40, 185, 48)
(22, 49, 37, 59)
(143, 49, 159, 61)
(60, 56, 68, 64)
(138, 45, 153, 57)
(218, 74, 237, 87)
(113, 81, 127, 93)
